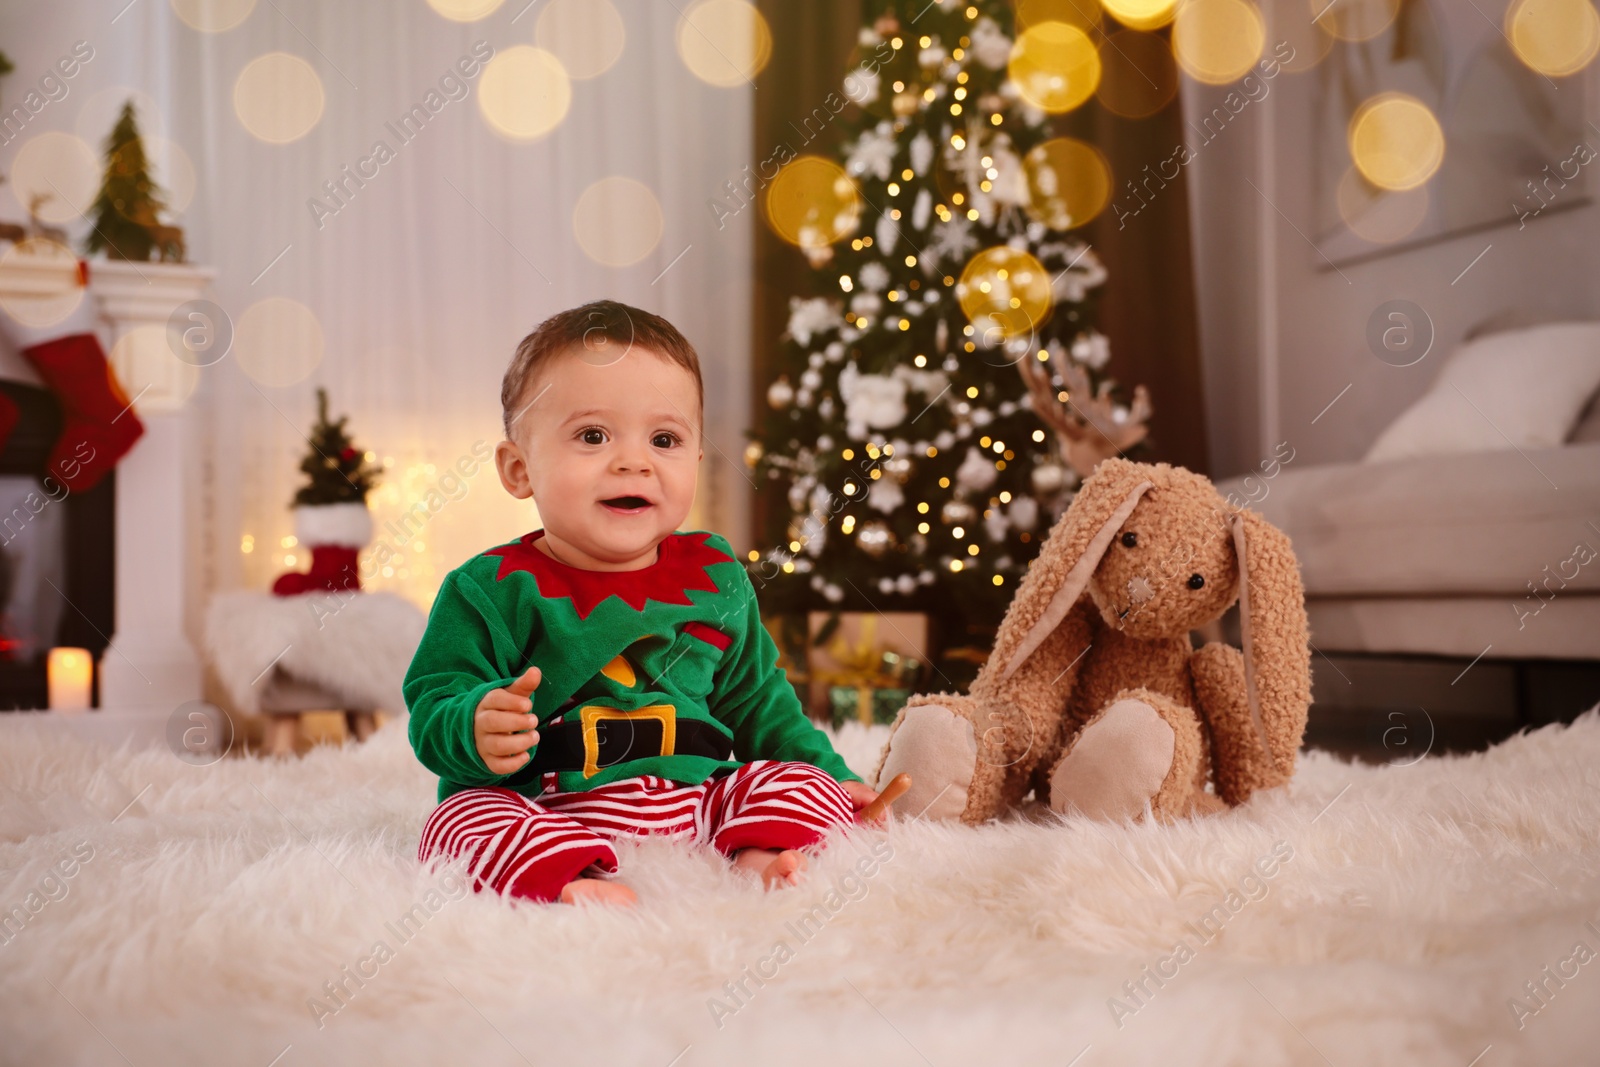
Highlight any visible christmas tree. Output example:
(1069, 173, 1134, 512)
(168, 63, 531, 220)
(291, 389, 383, 507)
(747, 0, 1152, 648)
(83, 101, 170, 262)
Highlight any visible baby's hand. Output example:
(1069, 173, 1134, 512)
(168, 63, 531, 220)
(851, 774, 913, 825)
(474, 666, 542, 775)
(842, 780, 878, 812)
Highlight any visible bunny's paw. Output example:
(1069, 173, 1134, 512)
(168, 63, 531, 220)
(875, 702, 977, 822)
(1047, 698, 1175, 822)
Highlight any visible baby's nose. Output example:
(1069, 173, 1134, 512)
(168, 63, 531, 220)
(614, 451, 651, 472)
(1127, 575, 1154, 605)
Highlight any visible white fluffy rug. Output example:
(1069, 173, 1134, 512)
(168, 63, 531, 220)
(3, 710, 1600, 1066)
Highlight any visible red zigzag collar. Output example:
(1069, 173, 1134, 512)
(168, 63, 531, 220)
(483, 529, 735, 620)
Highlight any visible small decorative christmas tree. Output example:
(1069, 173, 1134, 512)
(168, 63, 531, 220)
(292, 388, 383, 506)
(83, 101, 176, 262)
(272, 390, 383, 596)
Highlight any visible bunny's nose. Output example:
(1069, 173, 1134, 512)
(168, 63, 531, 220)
(1127, 576, 1154, 605)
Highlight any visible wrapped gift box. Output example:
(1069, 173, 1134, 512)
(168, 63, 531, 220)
(827, 684, 913, 729)
(806, 610, 929, 722)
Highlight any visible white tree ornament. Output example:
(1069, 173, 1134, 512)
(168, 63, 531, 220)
(838, 362, 909, 439)
(787, 297, 841, 346)
(929, 214, 977, 262)
(1049, 243, 1108, 302)
(955, 445, 998, 493)
(868, 474, 905, 514)
(984, 506, 1009, 542)
(846, 124, 897, 181)
(875, 213, 899, 254)
(969, 18, 1012, 70)
(858, 261, 891, 293)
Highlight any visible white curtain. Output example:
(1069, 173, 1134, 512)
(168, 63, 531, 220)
(2, 0, 756, 609)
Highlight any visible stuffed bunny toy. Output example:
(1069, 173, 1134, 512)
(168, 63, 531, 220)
(873, 458, 1311, 824)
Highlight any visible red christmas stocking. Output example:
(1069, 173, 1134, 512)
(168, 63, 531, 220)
(272, 545, 361, 596)
(0, 392, 18, 457)
(272, 503, 370, 596)
(1, 289, 144, 493)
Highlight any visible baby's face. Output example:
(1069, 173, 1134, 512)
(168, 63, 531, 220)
(495, 344, 702, 570)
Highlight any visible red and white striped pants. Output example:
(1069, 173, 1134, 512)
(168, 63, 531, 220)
(417, 760, 859, 902)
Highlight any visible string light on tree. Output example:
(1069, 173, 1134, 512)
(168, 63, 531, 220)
(744, 0, 1153, 635)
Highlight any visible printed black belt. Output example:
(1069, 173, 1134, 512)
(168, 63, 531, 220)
(526, 704, 733, 779)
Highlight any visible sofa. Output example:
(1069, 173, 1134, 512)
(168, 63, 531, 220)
(1215, 321, 1600, 665)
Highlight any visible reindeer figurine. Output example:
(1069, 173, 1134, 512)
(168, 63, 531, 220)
(0, 190, 77, 248)
(1019, 352, 1152, 479)
(126, 200, 185, 263)
(25, 193, 69, 246)
(0, 173, 27, 245)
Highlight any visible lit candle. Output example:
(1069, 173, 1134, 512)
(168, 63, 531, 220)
(48, 647, 93, 712)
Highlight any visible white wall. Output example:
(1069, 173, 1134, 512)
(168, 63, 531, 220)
(1182, 12, 1600, 480)
(0, 1, 755, 609)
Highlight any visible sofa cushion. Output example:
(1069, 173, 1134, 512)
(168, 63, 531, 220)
(1365, 322, 1600, 463)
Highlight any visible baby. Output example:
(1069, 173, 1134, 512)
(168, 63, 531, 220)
(405, 299, 879, 906)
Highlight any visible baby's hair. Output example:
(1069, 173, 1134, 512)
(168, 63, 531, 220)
(501, 299, 704, 439)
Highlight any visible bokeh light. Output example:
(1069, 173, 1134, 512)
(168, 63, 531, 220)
(1337, 167, 1430, 244)
(1507, 0, 1600, 77)
(1101, 0, 1180, 31)
(426, 0, 504, 21)
(477, 45, 571, 142)
(235, 297, 325, 388)
(1348, 92, 1444, 191)
(763, 155, 861, 251)
(1173, 0, 1266, 84)
(0, 239, 84, 329)
(9, 132, 98, 222)
(1009, 20, 1102, 113)
(1015, 0, 1101, 32)
(958, 246, 1053, 340)
(1023, 137, 1112, 229)
(233, 52, 325, 144)
(536, 0, 626, 80)
(1095, 29, 1179, 117)
(676, 0, 772, 87)
(1313, 0, 1401, 43)
(169, 0, 256, 32)
(113, 324, 201, 407)
(1268, 0, 1334, 72)
(573, 177, 663, 267)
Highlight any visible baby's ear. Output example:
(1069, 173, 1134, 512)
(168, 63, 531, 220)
(494, 439, 534, 499)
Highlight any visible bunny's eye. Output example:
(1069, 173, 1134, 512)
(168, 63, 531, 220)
(1120, 532, 1137, 548)
(1187, 573, 1205, 590)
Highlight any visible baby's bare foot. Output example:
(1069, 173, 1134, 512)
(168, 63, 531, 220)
(733, 847, 808, 889)
(558, 876, 637, 907)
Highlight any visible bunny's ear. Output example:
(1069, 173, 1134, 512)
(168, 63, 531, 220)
(996, 462, 1155, 683)
(1230, 508, 1312, 776)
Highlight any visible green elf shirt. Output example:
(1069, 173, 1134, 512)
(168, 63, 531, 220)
(405, 528, 861, 803)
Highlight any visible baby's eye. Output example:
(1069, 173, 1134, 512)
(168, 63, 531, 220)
(579, 427, 607, 445)
(652, 432, 680, 449)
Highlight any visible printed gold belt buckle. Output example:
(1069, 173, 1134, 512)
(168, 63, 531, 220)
(578, 704, 677, 778)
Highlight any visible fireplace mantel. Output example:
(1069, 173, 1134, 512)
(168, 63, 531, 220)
(0, 249, 215, 725)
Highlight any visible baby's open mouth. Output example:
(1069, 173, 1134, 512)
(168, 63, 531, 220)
(601, 496, 652, 512)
